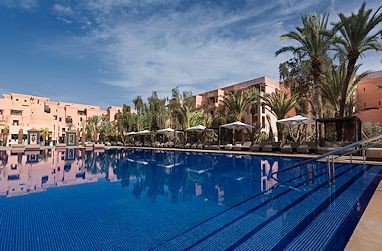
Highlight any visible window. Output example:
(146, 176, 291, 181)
(261, 116, 265, 128)
(13, 120, 19, 126)
(0, 110, 3, 115)
(364, 102, 366, 107)
(380, 101, 381, 106)
(262, 105, 266, 113)
(260, 85, 266, 92)
(44, 104, 51, 113)
(62, 128, 66, 132)
(65, 116, 73, 124)
(59, 117, 62, 122)
(364, 87, 366, 92)
(11, 110, 22, 116)
(54, 115, 57, 120)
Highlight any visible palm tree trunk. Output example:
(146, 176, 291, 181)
(338, 56, 358, 117)
(311, 59, 324, 144)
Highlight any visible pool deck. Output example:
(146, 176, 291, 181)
(346, 181, 382, 251)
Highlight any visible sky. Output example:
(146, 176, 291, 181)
(0, 0, 381, 108)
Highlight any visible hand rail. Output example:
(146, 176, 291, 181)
(274, 133, 382, 186)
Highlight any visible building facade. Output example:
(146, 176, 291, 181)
(178, 76, 294, 139)
(0, 93, 124, 145)
(356, 70, 382, 124)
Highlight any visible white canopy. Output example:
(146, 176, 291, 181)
(156, 128, 175, 133)
(137, 130, 151, 135)
(277, 115, 315, 125)
(127, 131, 137, 135)
(185, 125, 206, 131)
(220, 121, 254, 130)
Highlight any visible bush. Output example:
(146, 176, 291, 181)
(362, 123, 382, 139)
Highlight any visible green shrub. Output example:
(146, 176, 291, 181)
(362, 123, 382, 139)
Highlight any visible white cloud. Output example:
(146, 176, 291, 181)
(0, 0, 39, 9)
(52, 3, 73, 16)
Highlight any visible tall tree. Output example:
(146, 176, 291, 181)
(222, 89, 259, 122)
(322, 63, 367, 116)
(40, 128, 49, 146)
(276, 13, 334, 119)
(262, 90, 300, 142)
(334, 3, 382, 116)
(147, 91, 167, 130)
(133, 96, 145, 114)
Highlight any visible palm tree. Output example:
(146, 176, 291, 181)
(40, 128, 49, 146)
(276, 13, 334, 119)
(133, 96, 145, 114)
(262, 90, 300, 142)
(322, 63, 367, 116)
(86, 116, 102, 142)
(222, 89, 259, 122)
(176, 105, 205, 129)
(334, 3, 382, 116)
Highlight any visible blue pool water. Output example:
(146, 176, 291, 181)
(0, 148, 380, 250)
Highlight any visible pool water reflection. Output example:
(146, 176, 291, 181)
(0, 148, 377, 250)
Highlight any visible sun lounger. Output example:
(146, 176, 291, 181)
(224, 144, 233, 150)
(262, 142, 281, 152)
(297, 142, 317, 154)
(366, 146, 382, 160)
(184, 143, 191, 149)
(205, 144, 219, 150)
(250, 142, 265, 152)
(281, 142, 299, 153)
(191, 143, 198, 149)
(241, 141, 252, 151)
(232, 144, 242, 151)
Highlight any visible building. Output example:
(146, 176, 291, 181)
(356, 70, 382, 124)
(176, 76, 294, 139)
(0, 93, 125, 145)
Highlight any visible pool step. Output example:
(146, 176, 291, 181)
(189, 163, 364, 250)
(152, 163, 330, 250)
(283, 165, 382, 251)
(154, 162, 355, 250)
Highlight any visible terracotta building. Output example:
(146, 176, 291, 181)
(356, 70, 382, 124)
(0, 93, 125, 145)
(174, 76, 294, 140)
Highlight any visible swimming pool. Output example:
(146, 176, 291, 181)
(0, 148, 380, 250)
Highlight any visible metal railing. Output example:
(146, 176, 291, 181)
(276, 134, 382, 186)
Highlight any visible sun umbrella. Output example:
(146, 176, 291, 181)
(277, 115, 315, 125)
(137, 130, 151, 135)
(277, 115, 315, 142)
(220, 121, 254, 145)
(127, 131, 137, 135)
(220, 121, 254, 130)
(185, 125, 206, 131)
(156, 128, 175, 133)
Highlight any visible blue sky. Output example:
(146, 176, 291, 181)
(0, 0, 381, 108)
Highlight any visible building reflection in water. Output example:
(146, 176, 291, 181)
(0, 149, 282, 207)
(0, 149, 107, 197)
(260, 159, 279, 194)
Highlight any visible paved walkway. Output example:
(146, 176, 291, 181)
(346, 181, 382, 250)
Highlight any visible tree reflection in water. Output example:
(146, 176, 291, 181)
(0, 149, 293, 207)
